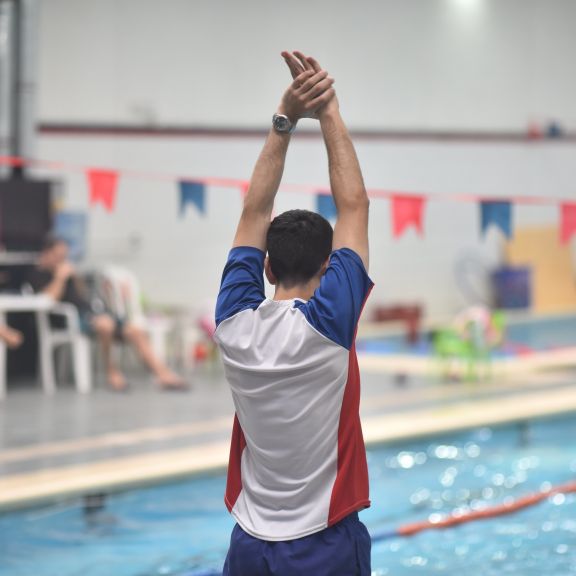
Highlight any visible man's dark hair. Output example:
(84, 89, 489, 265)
(266, 209, 333, 288)
(42, 235, 68, 253)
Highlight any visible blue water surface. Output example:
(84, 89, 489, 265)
(1, 414, 576, 575)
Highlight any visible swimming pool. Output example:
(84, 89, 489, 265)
(1, 413, 575, 575)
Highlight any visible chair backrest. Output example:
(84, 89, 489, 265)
(99, 266, 146, 325)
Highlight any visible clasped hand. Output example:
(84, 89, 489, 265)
(278, 51, 338, 123)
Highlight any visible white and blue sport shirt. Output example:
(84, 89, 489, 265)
(214, 246, 374, 541)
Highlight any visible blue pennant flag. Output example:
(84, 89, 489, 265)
(54, 211, 88, 263)
(316, 193, 337, 222)
(179, 181, 206, 216)
(481, 200, 512, 238)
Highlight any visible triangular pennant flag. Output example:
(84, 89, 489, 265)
(179, 180, 206, 216)
(54, 211, 88, 262)
(481, 200, 512, 238)
(316, 193, 337, 222)
(392, 195, 425, 238)
(87, 169, 118, 212)
(560, 203, 576, 244)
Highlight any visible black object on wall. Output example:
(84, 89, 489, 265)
(0, 178, 53, 251)
(0, 178, 53, 381)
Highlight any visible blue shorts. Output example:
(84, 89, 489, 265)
(79, 312, 125, 339)
(222, 512, 371, 576)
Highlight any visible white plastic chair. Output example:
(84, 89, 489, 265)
(36, 302, 92, 394)
(99, 266, 174, 364)
(99, 266, 145, 326)
(0, 340, 6, 401)
(175, 300, 217, 373)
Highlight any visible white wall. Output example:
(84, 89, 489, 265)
(36, 132, 576, 318)
(34, 0, 576, 319)
(38, 0, 576, 131)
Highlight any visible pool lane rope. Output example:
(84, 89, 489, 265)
(186, 480, 576, 576)
(371, 479, 576, 542)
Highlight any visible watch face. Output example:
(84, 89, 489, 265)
(274, 115, 290, 132)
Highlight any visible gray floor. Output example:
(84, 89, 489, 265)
(2, 369, 232, 445)
(1, 363, 575, 478)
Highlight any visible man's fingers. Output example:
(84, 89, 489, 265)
(304, 77, 335, 101)
(296, 70, 329, 95)
(305, 56, 323, 73)
(282, 51, 304, 80)
(291, 69, 315, 89)
(293, 51, 314, 72)
(285, 60, 301, 80)
(306, 87, 336, 111)
(281, 52, 335, 121)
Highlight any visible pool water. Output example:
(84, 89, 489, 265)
(357, 314, 576, 357)
(1, 415, 576, 576)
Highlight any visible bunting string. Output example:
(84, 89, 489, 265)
(1, 155, 575, 243)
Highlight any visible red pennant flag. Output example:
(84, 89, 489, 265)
(392, 195, 425, 238)
(87, 169, 118, 212)
(560, 203, 576, 244)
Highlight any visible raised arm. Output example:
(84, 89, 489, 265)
(33, 262, 74, 301)
(283, 52, 369, 270)
(40, 274, 68, 301)
(320, 104, 370, 270)
(233, 65, 335, 250)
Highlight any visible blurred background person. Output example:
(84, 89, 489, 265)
(0, 324, 23, 349)
(28, 237, 186, 391)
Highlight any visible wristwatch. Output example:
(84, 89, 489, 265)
(272, 113, 296, 134)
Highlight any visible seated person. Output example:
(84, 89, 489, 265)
(0, 324, 23, 349)
(28, 237, 185, 392)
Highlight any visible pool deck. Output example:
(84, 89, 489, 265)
(359, 345, 576, 376)
(1, 358, 576, 512)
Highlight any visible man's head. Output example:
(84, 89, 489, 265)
(265, 209, 333, 289)
(40, 236, 69, 270)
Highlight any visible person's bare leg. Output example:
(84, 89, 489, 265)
(0, 325, 23, 349)
(92, 315, 126, 391)
(123, 323, 186, 389)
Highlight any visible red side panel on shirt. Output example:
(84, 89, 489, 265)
(327, 344, 371, 525)
(225, 413, 246, 512)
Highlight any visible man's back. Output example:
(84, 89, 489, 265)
(215, 246, 372, 541)
(218, 51, 373, 575)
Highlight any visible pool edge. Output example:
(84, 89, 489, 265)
(2, 385, 576, 513)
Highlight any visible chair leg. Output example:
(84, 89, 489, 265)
(36, 312, 56, 395)
(0, 341, 6, 401)
(38, 338, 56, 395)
(72, 336, 92, 394)
(148, 327, 168, 365)
(0, 311, 7, 401)
(55, 345, 70, 384)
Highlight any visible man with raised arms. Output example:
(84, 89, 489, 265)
(214, 51, 373, 575)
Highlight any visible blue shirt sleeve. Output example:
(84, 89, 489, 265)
(215, 246, 266, 326)
(295, 248, 374, 350)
